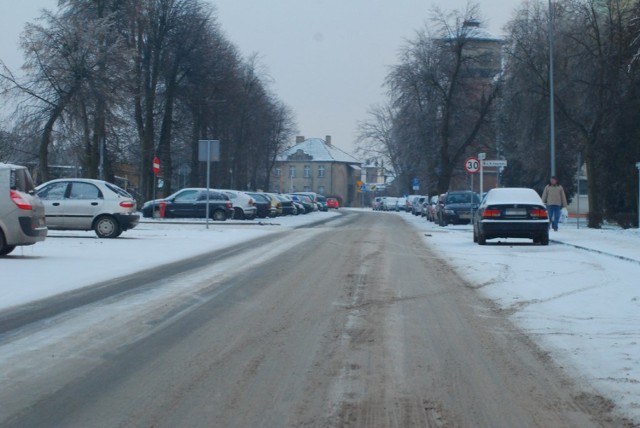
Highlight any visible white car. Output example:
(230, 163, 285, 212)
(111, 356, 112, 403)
(36, 178, 140, 238)
(217, 190, 258, 220)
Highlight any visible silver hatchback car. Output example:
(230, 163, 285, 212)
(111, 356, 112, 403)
(36, 178, 140, 238)
(0, 163, 48, 256)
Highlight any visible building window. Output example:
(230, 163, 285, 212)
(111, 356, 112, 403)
(304, 186, 311, 192)
(289, 166, 296, 178)
(318, 186, 325, 195)
(275, 167, 281, 177)
(304, 165, 311, 178)
(318, 165, 325, 178)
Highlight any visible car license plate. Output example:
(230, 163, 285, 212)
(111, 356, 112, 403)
(459, 212, 471, 219)
(505, 208, 527, 216)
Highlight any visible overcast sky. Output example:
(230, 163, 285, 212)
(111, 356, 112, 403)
(0, 0, 516, 154)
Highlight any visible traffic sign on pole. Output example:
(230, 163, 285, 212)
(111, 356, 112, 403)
(152, 156, 160, 175)
(482, 160, 508, 168)
(464, 157, 480, 174)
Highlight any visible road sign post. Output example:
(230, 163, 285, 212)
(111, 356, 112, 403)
(199, 140, 220, 229)
(478, 153, 486, 196)
(465, 157, 479, 193)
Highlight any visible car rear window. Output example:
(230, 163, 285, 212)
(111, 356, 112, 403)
(10, 167, 36, 193)
(105, 182, 133, 198)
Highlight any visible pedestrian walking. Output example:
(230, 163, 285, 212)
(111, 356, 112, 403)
(541, 176, 568, 231)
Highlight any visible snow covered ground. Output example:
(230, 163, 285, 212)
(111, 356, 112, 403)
(0, 211, 340, 311)
(398, 211, 640, 423)
(1, 207, 639, 422)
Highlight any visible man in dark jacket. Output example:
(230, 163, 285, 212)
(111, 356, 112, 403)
(541, 176, 568, 231)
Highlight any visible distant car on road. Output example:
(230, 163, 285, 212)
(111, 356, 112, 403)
(141, 188, 233, 221)
(473, 187, 550, 245)
(36, 178, 139, 238)
(0, 163, 47, 255)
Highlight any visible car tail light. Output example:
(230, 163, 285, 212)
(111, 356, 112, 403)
(249, 198, 255, 206)
(120, 200, 135, 208)
(226, 201, 232, 209)
(10, 190, 32, 210)
(530, 209, 548, 219)
(482, 208, 501, 218)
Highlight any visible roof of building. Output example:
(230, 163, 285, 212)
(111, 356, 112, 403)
(277, 138, 360, 164)
(441, 20, 503, 43)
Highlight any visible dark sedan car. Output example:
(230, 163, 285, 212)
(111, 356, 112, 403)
(473, 188, 549, 245)
(141, 188, 233, 221)
(246, 192, 276, 218)
(436, 191, 480, 226)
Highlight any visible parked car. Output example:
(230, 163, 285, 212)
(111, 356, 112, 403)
(316, 195, 329, 212)
(289, 197, 305, 215)
(405, 195, 418, 212)
(36, 178, 139, 238)
(218, 190, 257, 220)
(473, 187, 550, 245)
(247, 192, 276, 218)
(372, 196, 384, 210)
(141, 188, 233, 221)
(275, 194, 297, 216)
(0, 163, 47, 256)
(411, 196, 428, 216)
(436, 191, 480, 226)
(426, 195, 440, 222)
(289, 194, 314, 213)
(326, 197, 340, 209)
(261, 193, 283, 216)
(382, 197, 402, 211)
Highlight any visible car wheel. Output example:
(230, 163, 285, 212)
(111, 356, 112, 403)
(212, 209, 227, 221)
(477, 231, 486, 245)
(94, 215, 121, 238)
(233, 207, 244, 220)
(439, 215, 447, 227)
(0, 231, 16, 256)
(473, 228, 478, 243)
(540, 232, 549, 246)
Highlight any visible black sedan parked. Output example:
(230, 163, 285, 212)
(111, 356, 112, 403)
(436, 191, 480, 226)
(473, 188, 549, 245)
(141, 188, 234, 221)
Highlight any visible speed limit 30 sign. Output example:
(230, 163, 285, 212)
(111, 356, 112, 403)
(464, 157, 480, 174)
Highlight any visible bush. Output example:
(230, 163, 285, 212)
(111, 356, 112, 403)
(612, 212, 637, 229)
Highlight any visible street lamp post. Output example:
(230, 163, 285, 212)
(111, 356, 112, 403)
(549, 0, 556, 177)
(636, 162, 640, 228)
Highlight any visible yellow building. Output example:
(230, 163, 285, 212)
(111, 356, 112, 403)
(270, 136, 362, 206)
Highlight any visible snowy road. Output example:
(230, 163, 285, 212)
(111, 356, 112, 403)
(0, 210, 630, 427)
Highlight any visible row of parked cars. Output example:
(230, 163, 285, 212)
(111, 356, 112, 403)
(140, 190, 339, 220)
(377, 188, 551, 246)
(0, 162, 341, 256)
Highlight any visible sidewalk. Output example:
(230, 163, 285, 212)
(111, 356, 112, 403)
(551, 220, 640, 264)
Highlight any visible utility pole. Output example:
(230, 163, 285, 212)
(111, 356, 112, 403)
(548, 0, 556, 176)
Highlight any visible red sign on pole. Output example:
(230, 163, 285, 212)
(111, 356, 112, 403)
(152, 156, 160, 175)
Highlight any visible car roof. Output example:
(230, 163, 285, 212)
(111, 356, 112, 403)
(484, 188, 543, 205)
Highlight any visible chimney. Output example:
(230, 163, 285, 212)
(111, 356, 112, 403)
(325, 135, 332, 146)
(296, 136, 305, 144)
